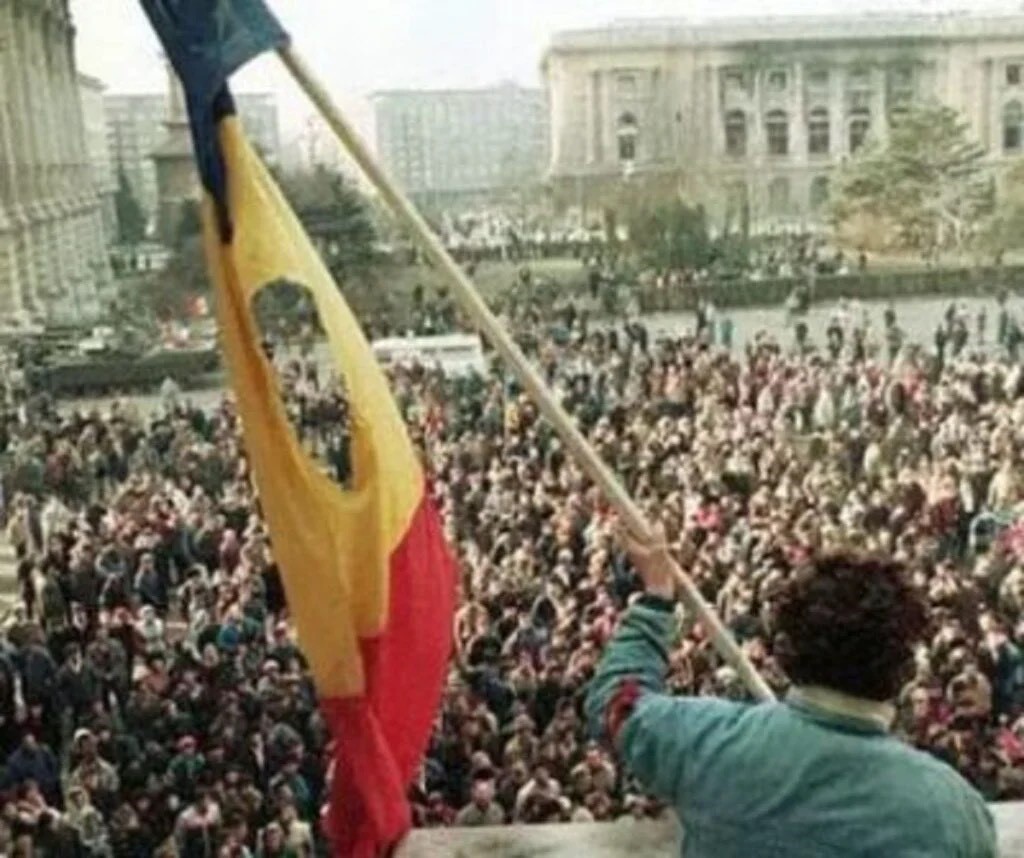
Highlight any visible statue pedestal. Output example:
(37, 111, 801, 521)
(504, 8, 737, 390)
(397, 804, 1024, 857)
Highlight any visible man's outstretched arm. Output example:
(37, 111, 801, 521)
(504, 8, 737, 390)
(584, 593, 690, 799)
(586, 522, 749, 805)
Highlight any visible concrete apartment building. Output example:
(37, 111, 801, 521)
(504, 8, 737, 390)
(78, 73, 117, 242)
(105, 91, 281, 231)
(372, 83, 548, 210)
(542, 12, 1024, 232)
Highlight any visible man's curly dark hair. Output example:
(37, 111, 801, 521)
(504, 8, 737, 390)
(772, 553, 928, 702)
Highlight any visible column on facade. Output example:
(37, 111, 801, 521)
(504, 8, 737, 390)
(789, 62, 808, 224)
(708, 63, 735, 229)
(49, 11, 72, 207)
(63, 15, 93, 211)
(0, 2, 21, 317)
(790, 62, 807, 163)
(548, 65, 565, 182)
(17, 1, 58, 314)
(650, 66, 663, 165)
(711, 66, 726, 158)
(585, 68, 599, 166)
(981, 59, 994, 155)
(750, 68, 764, 157)
(871, 65, 889, 146)
(14, 2, 44, 205)
(6, 0, 41, 313)
(750, 67, 765, 224)
(54, 7, 92, 320)
(600, 68, 613, 169)
(27, 6, 57, 209)
(35, 6, 72, 318)
(830, 63, 846, 160)
(43, 9, 75, 311)
(65, 7, 110, 315)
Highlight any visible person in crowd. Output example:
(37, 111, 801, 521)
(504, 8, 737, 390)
(454, 772, 506, 827)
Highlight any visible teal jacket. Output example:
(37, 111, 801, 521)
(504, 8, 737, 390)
(586, 599, 998, 858)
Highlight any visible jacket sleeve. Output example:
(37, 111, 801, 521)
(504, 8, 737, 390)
(586, 598, 676, 726)
(585, 597, 747, 804)
(585, 598, 684, 799)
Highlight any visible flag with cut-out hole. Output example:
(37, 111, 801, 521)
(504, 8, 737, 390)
(140, 3, 457, 856)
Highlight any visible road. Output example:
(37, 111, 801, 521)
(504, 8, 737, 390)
(645, 292, 1003, 352)
(54, 292, 1014, 418)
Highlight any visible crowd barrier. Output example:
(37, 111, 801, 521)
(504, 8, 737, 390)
(632, 265, 1024, 313)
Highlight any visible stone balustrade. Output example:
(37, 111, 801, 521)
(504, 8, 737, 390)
(398, 803, 1024, 857)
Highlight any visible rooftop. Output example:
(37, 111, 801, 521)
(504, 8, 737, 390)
(372, 82, 543, 101)
(103, 91, 274, 103)
(77, 73, 106, 92)
(545, 11, 1024, 56)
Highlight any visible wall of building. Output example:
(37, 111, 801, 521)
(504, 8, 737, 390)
(105, 91, 281, 230)
(0, 0, 111, 324)
(235, 94, 282, 167)
(543, 13, 1024, 233)
(105, 94, 166, 229)
(373, 83, 549, 208)
(78, 73, 117, 242)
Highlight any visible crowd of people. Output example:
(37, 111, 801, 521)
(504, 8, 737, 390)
(0, 289, 1022, 854)
(437, 211, 608, 264)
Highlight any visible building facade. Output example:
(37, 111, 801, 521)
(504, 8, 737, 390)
(373, 83, 548, 210)
(151, 66, 198, 247)
(543, 13, 1024, 232)
(104, 93, 166, 229)
(106, 91, 281, 231)
(0, 0, 111, 324)
(78, 73, 117, 242)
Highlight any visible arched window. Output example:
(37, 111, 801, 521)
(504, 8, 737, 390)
(725, 110, 747, 157)
(1004, 101, 1023, 152)
(769, 177, 791, 214)
(810, 176, 830, 211)
(617, 112, 638, 162)
(849, 108, 871, 153)
(766, 110, 789, 156)
(807, 107, 830, 156)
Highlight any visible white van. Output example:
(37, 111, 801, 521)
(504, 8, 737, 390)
(372, 333, 486, 377)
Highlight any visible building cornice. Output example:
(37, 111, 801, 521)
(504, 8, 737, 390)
(77, 72, 106, 92)
(371, 83, 543, 101)
(544, 12, 1024, 61)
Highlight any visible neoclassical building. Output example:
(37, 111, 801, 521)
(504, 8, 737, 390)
(0, 0, 110, 324)
(542, 12, 1024, 232)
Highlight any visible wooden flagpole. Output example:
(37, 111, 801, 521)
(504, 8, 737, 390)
(276, 45, 775, 703)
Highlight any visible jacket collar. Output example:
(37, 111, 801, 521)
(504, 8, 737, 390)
(786, 685, 895, 734)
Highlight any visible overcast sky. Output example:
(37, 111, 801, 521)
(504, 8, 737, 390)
(71, 0, 1018, 149)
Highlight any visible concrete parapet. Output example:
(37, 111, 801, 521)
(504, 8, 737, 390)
(397, 804, 1024, 857)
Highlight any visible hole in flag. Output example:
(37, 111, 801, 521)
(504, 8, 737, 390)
(252, 279, 353, 490)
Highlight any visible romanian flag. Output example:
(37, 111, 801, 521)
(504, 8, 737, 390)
(141, 3, 457, 855)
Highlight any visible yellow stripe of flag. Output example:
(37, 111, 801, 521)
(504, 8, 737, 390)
(201, 118, 423, 698)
